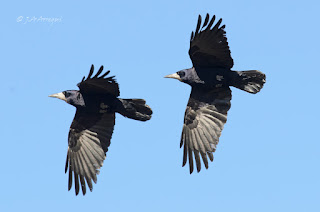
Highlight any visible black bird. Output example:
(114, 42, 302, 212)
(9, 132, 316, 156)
(165, 14, 266, 174)
(49, 65, 152, 195)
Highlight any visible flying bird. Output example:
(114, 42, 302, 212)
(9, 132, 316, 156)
(165, 14, 266, 174)
(49, 65, 152, 195)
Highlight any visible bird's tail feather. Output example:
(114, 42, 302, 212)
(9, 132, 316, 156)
(231, 70, 266, 94)
(118, 99, 152, 121)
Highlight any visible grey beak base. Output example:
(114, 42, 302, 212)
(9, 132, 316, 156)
(48, 92, 67, 102)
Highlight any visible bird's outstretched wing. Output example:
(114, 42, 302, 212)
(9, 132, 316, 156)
(77, 65, 120, 97)
(66, 109, 115, 195)
(189, 14, 234, 69)
(180, 87, 232, 174)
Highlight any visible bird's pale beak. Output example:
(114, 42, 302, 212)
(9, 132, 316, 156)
(164, 73, 182, 81)
(49, 92, 67, 102)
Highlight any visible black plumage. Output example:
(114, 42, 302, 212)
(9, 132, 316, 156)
(165, 14, 266, 174)
(49, 65, 152, 195)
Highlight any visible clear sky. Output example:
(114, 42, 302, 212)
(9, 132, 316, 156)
(1, 0, 319, 211)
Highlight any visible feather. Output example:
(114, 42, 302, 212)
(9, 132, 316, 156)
(190, 129, 199, 151)
(74, 171, 80, 195)
(87, 64, 94, 79)
(206, 15, 215, 30)
(80, 175, 86, 195)
(182, 137, 188, 167)
(207, 152, 214, 161)
(194, 150, 201, 172)
(202, 13, 210, 29)
(200, 152, 209, 169)
(65, 153, 69, 173)
(194, 128, 206, 153)
(94, 65, 104, 78)
(81, 141, 99, 183)
(197, 126, 212, 152)
(212, 18, 222, 33)
(188, 148, 194, 174)
(195, 14, 202, 37)
(190, 31, 194, 41)
(68, 164, 72, 191)
(78, 149, 91, 180)
(101, 70, 111, 78)
(180, 126, 185, 148)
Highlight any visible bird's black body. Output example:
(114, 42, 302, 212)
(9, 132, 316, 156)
(64, 90, 120, 114)
(49, 65, 152, 195)
(179, 67, 233, 88)
(165, 14, 266, 174)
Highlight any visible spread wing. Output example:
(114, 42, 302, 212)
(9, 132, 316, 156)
(77, 65, 120, 97)
(180, 87, 232, 174)
(66, 109, 115, 195)
(189, 14, 234, 69)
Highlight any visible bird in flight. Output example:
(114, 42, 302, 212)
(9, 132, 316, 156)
(165, 14, 266, 174)
(49, 65, 152, 195)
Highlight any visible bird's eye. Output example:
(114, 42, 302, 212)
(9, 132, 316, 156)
(177, 71, 185, 77)
(63, 91, 70, 98)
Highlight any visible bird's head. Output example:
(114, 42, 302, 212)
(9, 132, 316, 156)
(49, 90, 83, 107)
(164, 68, 199, 85)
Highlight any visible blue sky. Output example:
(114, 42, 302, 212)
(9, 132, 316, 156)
(1, 0, 319, 211)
